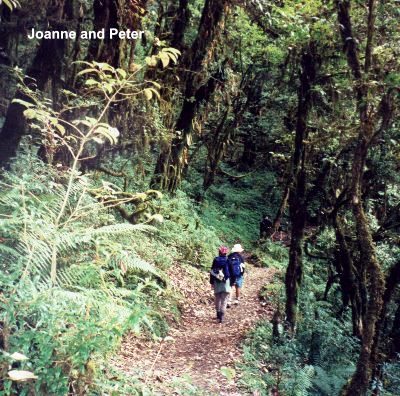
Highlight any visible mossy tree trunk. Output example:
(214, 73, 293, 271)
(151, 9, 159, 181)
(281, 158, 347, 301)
(0, 6, 70, 167)
(271, 180, 290, 236)
(151, 0, 230, 192)
(333, 214, 364, 338)
(336, 1, 385, 394)
(88, 0, 120, 66)
(170, 0, 190, 52)
(370, 260, 400, 387)
(284, 44, 319, 332)
(203, 67, 264, 191)
(238, 70, 267, 171)
(391, 302, 400, 356)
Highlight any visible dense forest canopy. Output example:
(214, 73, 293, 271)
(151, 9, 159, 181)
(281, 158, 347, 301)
(0, 0, 399, 394)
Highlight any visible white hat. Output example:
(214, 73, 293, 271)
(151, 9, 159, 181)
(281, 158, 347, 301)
(231, 244, 244, 253)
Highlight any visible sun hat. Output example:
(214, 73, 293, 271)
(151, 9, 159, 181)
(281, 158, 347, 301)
(231, 244, 244, 253)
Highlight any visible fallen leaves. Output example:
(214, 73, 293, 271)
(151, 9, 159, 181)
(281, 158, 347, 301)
(113, 263, 276, 394)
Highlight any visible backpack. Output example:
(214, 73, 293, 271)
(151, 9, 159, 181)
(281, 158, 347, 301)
(211, 256, 227, 282)
(229, 254, 243, 277)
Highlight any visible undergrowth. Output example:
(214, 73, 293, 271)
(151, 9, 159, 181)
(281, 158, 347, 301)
(0, 152, 227, 394)
(239, 230, 360, 396)
(239, 229, 400, 396)
(183, 162, 279, 249)
(0, 153, 216, 394)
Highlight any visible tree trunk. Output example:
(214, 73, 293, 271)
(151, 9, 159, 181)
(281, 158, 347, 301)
(333, 215, 363, 337)
(238, 70, 267, 171)
(285, 45, 319, 331)
(88, 0, 120, 66)
(127, 0, 148, 69)
(390, 302, 400, 356)
(336, 1, 385, 394)
(203, 67, 262, 192)
(203, 109, 229, 191)
(151, 0, 230, 192)
(0, 35, 66, 167)
(370, 260, 400, 386)
(271, 179, 290, 235)
(171, 0, 190, 51)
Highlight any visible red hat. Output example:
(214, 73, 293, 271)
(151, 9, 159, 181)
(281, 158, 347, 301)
(218, 246, 229, 255)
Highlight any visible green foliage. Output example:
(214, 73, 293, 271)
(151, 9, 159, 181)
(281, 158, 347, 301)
(0, 154, 169, 394)
(91, 161, 224, 270)
(259, 276, 284, 305)
(157, 191, 222, 269)
(240, 316, 357, 396)
(240, 233, 360, 396)
(377, 358, 400, 396)
(255, 240, 289, 269)
(145, 47, 181, 70)
(182, 169, 278, 249)
(0, 149, 235, 393)
(220, 366, 236, 383)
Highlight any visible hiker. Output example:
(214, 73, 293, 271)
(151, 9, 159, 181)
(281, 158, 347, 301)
(228, 244, 245, 304)
(260, 215, 273, 239)
(210, 246, 232, 323)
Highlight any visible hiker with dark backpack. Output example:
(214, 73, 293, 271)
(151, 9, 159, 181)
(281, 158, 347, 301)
(228, 244, 245, 305)
(210, 246, 232, 323)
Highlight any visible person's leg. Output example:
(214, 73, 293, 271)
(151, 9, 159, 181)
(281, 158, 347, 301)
(215, 292, 222, 319)
(235, 285, 240, 299)
(234, 276, 243, 303)
(221, 292, 230, 312)
(219, 292, 230, 323)
(215, 292, 220, 310)
(229, 277, 238, 305)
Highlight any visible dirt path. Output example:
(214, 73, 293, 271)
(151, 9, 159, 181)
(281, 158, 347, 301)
(113, 264, 275, 395)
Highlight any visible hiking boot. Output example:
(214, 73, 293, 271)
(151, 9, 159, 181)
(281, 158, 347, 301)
(216, 311, 221, 321)
(234, 299, 240, 305)
(219, 312, 224, 324)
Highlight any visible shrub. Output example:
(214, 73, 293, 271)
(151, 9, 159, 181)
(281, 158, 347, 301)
(0, 155, 167, 394)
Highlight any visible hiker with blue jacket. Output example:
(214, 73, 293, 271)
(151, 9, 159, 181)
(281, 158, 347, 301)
(210, 246, 232, 324)
(228, 244, 245, 305)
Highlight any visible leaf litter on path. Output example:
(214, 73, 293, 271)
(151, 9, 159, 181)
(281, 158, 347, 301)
(112, 262, 275, 395)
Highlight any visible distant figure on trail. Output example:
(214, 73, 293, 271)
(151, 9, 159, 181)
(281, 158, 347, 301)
(210, 246, 232, 324)
(228, 244, 245, 305)
(259, 215, 273, 239)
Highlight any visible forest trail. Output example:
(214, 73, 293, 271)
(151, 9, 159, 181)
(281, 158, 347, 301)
(113, 263, 275, 395)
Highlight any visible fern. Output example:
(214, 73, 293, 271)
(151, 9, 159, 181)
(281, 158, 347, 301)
(0, 148, 187, 396)
(0, 158, 162, 288)
(91, 223, 156, 235)
(111, 250, 160, 277)
(311, 365, 353, 395)
(0, 243, 20, 258)
(282, 365, 314, 396)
